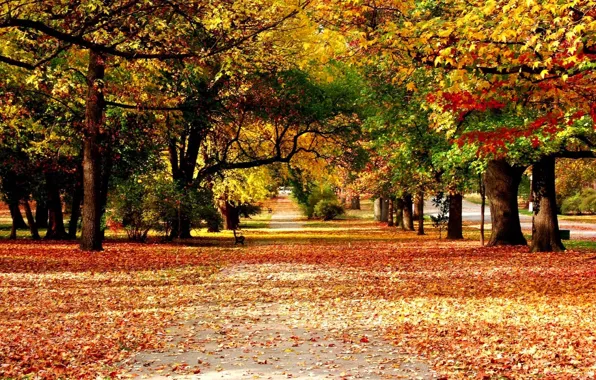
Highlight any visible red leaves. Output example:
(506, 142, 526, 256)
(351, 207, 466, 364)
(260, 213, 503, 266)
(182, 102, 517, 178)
(0, 241, 220, 378)
(2, 229, 596, 378)
(433, 91, 507, 122)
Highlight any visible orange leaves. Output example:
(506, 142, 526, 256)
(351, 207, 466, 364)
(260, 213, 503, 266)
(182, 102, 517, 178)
(2, 228, 596, 378)
(0, 241, 220, 378)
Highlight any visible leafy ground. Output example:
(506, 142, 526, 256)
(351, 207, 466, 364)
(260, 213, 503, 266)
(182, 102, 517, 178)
(2, 199, 596, 378)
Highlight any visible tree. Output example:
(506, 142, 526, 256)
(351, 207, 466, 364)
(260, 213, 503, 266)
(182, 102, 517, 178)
(322, 0, 596, 251)
(0, 0, 311, 250)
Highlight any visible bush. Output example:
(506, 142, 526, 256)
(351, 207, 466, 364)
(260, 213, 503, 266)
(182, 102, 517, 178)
(300, 186, 338, 218)
(561, 189, 596, 215)
(579, 189, 596, 214)
(109, 176, 222, 241)
(238, 203, 262, 218)
(561, 194, 581, 215)
(313, 199, 345, 220)
(108, 177, 156, 241)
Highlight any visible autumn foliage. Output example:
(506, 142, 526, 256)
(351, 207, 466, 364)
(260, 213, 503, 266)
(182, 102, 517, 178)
(2, 222, 596, 378)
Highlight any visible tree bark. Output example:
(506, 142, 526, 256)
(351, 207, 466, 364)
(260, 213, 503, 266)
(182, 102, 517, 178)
(403, 194, 414, 231)
(395, 198, 405, 229)
(380, 197, 389, 222)
(413, 200, 419, 220)
(485, 159, 527, 246)
(224, 201, 240, 230)
(416, 191, 424, 235)
(68, 178, 83, 239)
(80, 50, 105, 251)
(98, 149, 113, 240)
(350, 195, 361, 210)
(9, 218, 17, 240)
(531, 156, 565, 252)
(480, 176, 486, 247)
(9, 202, 27, 229)
(22, 199, 40, 240)
(45, 174, 68, 240)
(374, 198, 382, 221)
(388, 198, 394, 227)
(447, 193, 463, 240)
(167, 119, 209, 238)
(35, 201, 48, 229)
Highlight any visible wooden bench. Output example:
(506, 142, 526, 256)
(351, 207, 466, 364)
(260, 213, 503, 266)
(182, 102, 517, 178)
(267, 207, 273, 214)
(233, 229, 245, 245)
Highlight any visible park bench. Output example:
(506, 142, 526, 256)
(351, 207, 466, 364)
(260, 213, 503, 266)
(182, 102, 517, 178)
(233, 228, 245, 245)
(267, 207, 273, 214)
(560, 229, 570, 240)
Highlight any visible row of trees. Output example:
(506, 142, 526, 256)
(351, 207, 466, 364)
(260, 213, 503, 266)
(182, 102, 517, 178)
(1, 1, 595, 253)
(325, 1, 596, 253)
(0, 0, 359, 249)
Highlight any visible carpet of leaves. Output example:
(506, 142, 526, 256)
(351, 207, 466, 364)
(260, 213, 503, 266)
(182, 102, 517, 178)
(2, 226, 596, 378)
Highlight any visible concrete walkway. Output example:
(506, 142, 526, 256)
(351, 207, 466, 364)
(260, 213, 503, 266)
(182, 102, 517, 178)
(120, 197, 437, 379)
(424, 198, 596, 238)
(268, 195, 305, 230)
(121, 265, 436, 379)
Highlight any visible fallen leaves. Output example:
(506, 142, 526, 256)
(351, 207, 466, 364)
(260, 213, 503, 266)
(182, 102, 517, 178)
(1, 227, 596, 378)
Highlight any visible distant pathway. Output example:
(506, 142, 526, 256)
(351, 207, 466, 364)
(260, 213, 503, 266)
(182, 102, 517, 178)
(121, 196, 437, 379)
(268, 195, 305, 230)
(425, 198, 596, 238)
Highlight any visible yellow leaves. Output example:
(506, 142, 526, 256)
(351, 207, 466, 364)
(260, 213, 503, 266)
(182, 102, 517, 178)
(540, 69, 549, 79)
(406, 82, 416, 92)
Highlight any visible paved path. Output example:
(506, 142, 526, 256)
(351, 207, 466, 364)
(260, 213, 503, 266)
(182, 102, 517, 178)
(122, 264, 436, 379)
(425, 198, 596, 238)
(120, 197, 437, 379)
(268, 195, 305, 230)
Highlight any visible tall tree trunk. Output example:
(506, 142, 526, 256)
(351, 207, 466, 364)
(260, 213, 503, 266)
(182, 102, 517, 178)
(447, 193, 463, 240)
(374, 198, 382, 221)
(350, 195, 360, 210)
(403, 194, 414, 231)
(388, 198, 394, 227)
(22, 200, 40, 240)
(380, 197, 389, 222)
(45, 175, 67, 240)
(35, 201, 48, 229)
(9, 202, 27, 229)
(68, 178, 83, 239)
(413, 201, 419, 220)
(416, 191, 424, 235)
(9, 218, 17, 240)
(99, 150, 113, 240)
(480, 176, 486, 247)
(80, 50, 105, 251)
(395, 198, 405, 229)
(224, 202, 240, 230)
(485, 159, 527, 246)
(531, 156, 565, 252)
(178, 217, 193, 238)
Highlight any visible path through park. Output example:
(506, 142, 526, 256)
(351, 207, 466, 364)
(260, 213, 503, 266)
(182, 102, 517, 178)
(122, 197, 436, 379)
(268, 195, 305, 230)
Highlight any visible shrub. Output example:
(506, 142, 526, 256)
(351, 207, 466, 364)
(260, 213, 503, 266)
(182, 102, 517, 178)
(579, 189, 596, 214)
(313, 199, 345, 220)
(561, 188, 596, 215)
(300, 186, 338, 218)
(109, 177, 156, 241)
(109, 176, 222, 241)
(561, 194, 581, 215)
(238, 203, 262, 218)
